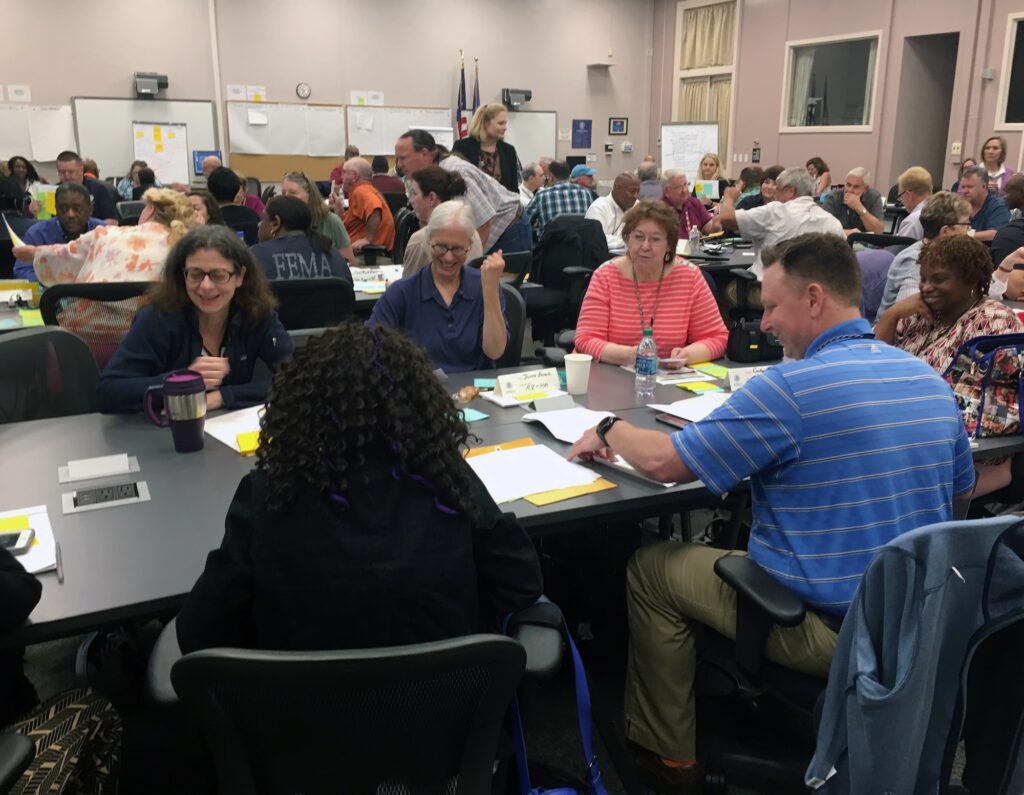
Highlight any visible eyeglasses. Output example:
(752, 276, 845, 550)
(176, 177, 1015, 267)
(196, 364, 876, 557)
(898, 189, 910, 199)
(629, 232, 668, 246)
(431, 243, 469, 258)
(184, 268, 237, 284)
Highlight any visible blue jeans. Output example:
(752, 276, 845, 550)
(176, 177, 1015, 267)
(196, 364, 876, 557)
(488, 211, 532, 255)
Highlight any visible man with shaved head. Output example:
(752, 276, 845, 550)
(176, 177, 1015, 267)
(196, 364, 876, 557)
(201, 155, 223, 178)
(340, 157, 395, 253)
(585, 172, 640, 253)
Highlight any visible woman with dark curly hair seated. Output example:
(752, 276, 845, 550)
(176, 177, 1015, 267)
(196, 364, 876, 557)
(174, 322, 542, 653)
(97, 225, 294, 413)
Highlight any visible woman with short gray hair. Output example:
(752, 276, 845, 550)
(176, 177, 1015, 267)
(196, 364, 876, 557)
(369, 200, 509, 372)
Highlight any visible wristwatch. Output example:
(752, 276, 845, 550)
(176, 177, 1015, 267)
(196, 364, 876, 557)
(596, 415, 621, 447)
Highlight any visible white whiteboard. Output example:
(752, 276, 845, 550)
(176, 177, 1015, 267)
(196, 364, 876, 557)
(73, 97, 217, 179)
(345, 105, 452, 154)
(505, 111, 557, 173)
(226, 102, 347, 156)
(133, 122, 190, 185)
(660, 122, 719, 178)
(0, 104, 76, 162)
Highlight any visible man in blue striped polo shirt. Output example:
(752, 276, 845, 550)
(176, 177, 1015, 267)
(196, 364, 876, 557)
(567, 233, 975, 793)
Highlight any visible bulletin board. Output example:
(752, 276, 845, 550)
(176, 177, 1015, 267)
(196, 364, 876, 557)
(132, 121, 190, 186)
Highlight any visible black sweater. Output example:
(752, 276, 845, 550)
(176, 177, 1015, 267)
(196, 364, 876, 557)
(451, 137, 521, 195)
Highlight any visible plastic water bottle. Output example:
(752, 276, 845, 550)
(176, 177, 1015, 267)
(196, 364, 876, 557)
(635, 329, 658, 398)
(688, 224, 701, 254)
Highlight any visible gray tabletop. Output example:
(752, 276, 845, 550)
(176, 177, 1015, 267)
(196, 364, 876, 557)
(684, 246, 756, 273)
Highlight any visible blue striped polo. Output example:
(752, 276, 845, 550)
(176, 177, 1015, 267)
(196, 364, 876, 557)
(672, 318, 975, 615)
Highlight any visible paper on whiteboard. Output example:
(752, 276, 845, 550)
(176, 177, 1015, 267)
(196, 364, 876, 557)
(350, 90, 384, 106)
(7, 85, 31, 103)
(0, 504, 56, 574)
(466, 445, 599, 504)
(247, 109, 268, 126)
(0, 105, 31, 161)
(246, 85, 266, 102)
(522, 407, 613, 444)
(354, 112, 374, 131)
(204, 405, 265, 453)
(647, 393, 730, 423)
(26, 106, 76, 161)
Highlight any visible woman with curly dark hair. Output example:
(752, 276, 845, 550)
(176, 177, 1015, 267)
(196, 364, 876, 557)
(174, 322, 542, 653)
(97, 225, 293, 414)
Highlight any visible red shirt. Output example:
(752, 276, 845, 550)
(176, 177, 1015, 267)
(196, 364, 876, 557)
(573, 259, 728, 361)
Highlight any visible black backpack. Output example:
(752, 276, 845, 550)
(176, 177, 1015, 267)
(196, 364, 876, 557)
(726, 268, 783, 363)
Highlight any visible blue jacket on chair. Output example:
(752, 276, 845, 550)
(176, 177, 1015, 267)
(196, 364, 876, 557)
(96, 305, 293, 414)
(806, 515, 1024, 793)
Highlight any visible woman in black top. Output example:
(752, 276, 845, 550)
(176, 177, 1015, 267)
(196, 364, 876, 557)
(451, 102, 520, 194)
(251, 195, 352, 283)
(175, 322, 542, 653)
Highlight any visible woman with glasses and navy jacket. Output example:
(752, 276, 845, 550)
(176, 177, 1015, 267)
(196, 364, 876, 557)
(96, 225, 293, 414)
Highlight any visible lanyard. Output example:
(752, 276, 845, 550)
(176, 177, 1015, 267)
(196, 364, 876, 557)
(631, 262, 666, 331)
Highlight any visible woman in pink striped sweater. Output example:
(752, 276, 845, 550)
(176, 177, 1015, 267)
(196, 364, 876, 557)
(573, 200, 728, 365)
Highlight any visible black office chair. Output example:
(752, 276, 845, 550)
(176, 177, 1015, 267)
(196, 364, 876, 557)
(391, 207, 419, 264)
(0, 214, 36, 279)
(0, 732, 35, 792)
(260, 185, 276, 205)
(269, 278, 354, 330)
(245, 176, 262, 198)
(499, 281, 527, 368)
(524, 216, 608, 346)
(227, 220, 259, 246)
(116, 200, 145, 226)
(39, 281, 152, 370)
(381, 190, 409, 218)
(502, 250, 532, 289)
(251, 327, 329, 382)
(0, 327, 100, 423)
(847, 232, 917, 254)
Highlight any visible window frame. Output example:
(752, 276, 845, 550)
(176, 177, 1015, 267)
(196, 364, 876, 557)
(778, 30, 884, 134)
(994, 12, 1024, 132)
(671, 0, 741, 163)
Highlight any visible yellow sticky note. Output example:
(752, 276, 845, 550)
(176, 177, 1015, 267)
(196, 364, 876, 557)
(153, 127, 162, 141)
(677, 381, 723, 394)
(0, 516, 30, 532)
(167, 132, 176, 138)
(4, 216, 25, 247)
(154, 143, 164, 153)
(525, 478, 617, 506)
(236, 431, 260, 456)
(513, 391, 549, 401)
(253, 93, 264, 102)
(43, 191, 56, 215)
(18, 309, 43, 327)
(690, 362, 729, 379)
(135, 130, 145, 137)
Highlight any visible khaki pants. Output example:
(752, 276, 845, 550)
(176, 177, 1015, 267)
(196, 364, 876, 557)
(624, 543, 838, 760)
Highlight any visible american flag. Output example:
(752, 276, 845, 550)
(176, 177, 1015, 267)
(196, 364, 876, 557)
(456, 52, 469, 139)
(472, 58, 480, 114)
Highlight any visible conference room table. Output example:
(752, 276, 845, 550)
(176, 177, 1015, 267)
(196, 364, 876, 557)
(2, 359, 1020, 650)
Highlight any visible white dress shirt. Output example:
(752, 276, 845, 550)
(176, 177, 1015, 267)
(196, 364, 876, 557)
(736, 196, 845, 278)
(585, 194, 634, 254)
(519, 183, 535, 207)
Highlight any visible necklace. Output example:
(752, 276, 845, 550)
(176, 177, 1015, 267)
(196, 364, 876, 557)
(631, 259, 667, 330)
(812, 330, 875, 355)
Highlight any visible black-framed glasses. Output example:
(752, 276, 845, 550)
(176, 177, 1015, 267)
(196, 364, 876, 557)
(184, 268, 237, 284)
(431, 243, 469, 258)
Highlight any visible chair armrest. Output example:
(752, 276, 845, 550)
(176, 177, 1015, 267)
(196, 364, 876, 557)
(730, 268, 756, 282)
(506, 599, 564, 681)
(540, 347, 566, 368)
(714, 555, 806, 679)
(0, 732, 34, 791)
(146, 617, 183, 706)
(556, 329, 576, 351)
(563, 266, 592, 278)
(361, 246, 386, 267)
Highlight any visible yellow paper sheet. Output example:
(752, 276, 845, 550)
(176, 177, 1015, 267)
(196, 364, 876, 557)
(524, 478, 617, 506)
(236, 431, 260, 456)
(513, 391, 549, 401)
(0, 516, 30, 532)
(18, 309, 43, 327)
(465, 437, 535, 458)
(676, 381, 723, 393)
(3, 217, 25, 248)
(690, 362, 729, 379)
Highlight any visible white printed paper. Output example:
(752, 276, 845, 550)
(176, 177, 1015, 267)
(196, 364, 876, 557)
(204, 405, 265, 453)
(246, 85, 267, 102)
(7, 85, 31, 103)
(727, 365, 771, 392)
(354, 112, 374, 131)
(225, 84, 246, 101)
(522, 407, 613, 444)
(466, 445, 599, 504)
(647, 394, 730, 423)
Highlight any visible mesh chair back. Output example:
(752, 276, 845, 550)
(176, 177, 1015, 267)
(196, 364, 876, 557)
(39, 282, 152, 370)
(116, 201, 145, 224)
(245, 177, 262, 197)
(227, 220, 259, 246)
(502, 250, 532, 288)
(856, 249, 895, 322)
(498, 282, 526, 368)
(269, 278, 355, 330)
(382, 191, 410, 219)
(0, 327, 100, 424)
(171, 635, 525, 795)
(392, 209, 419, 265)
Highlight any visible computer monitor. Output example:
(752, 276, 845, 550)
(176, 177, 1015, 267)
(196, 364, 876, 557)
(192, 150, 223, 177)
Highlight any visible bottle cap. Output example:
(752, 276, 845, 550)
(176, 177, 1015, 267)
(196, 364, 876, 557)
(642, 328, 653, 337)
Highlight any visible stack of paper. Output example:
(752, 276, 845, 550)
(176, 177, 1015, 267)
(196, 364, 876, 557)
(351, 265, 403, 293)
(204, 405, 265, 454)
(466, 444, 601, 504)
(522, 407, 613, 444)
(0, 506, 57, 574)
(481, 389, 568, 408)
(647, 393, 730, 423)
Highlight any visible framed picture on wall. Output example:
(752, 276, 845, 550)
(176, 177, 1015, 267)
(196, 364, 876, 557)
(608, 117, 628, 135)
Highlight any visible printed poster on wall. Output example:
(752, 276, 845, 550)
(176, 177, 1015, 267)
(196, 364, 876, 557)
(571, 119, 592, 149)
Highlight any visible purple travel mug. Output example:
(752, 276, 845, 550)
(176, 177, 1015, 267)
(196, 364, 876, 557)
(144, 370, 207, 453)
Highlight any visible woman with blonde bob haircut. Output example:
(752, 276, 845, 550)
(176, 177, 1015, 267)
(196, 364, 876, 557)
(14, 187, 197, 284)
(573, 199, 728, 365)
(451, 102, 520, 193)
(696, 152, 728, 206)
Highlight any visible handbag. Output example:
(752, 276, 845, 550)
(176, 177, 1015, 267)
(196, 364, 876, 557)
(727, 268, 783, 363)
(504, 601, 609, 795)
(942, 333, 1024, 438)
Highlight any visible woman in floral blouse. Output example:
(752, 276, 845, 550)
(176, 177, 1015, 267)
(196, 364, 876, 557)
(876, 234, 1023, 495)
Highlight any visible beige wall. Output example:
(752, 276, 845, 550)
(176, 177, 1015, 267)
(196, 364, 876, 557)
(653, 0, 1024, 191)
(5, 0, 655, 180)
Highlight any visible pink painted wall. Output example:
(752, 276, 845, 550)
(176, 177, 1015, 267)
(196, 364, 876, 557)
(651, 0, 1024, 191)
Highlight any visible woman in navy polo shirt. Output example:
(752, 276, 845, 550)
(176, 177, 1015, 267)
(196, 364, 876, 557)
(369, 200, 508, 372)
